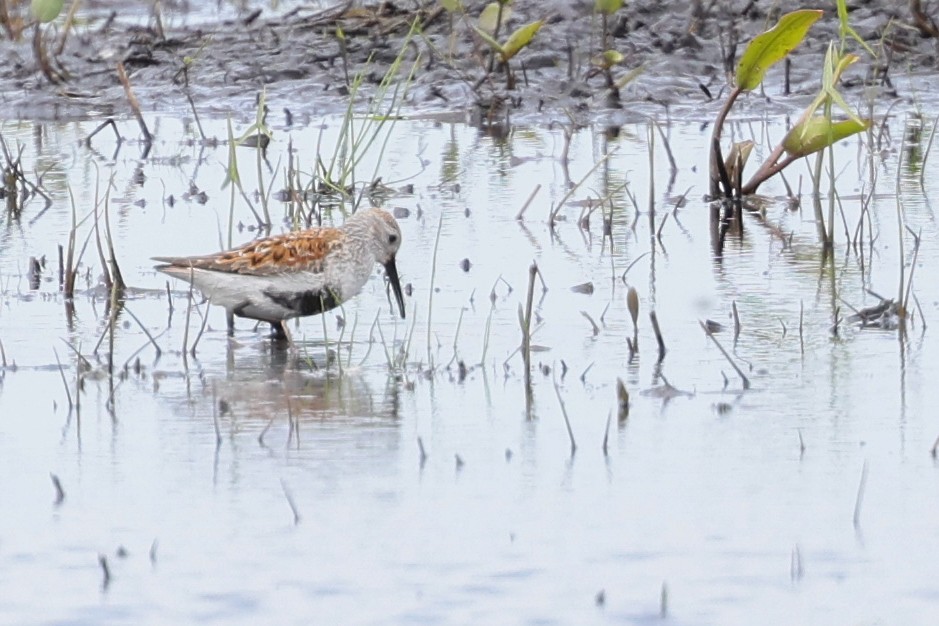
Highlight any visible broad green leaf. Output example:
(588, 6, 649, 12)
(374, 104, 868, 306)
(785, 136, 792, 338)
(479, 2, 510, 34)
(31, 0, 64, 22)
(735, 9, 823, 91)
(441, 0, 462, 12)
(595, 0, 623, 15)
(501, 20, 543, 61)
(783, 116, 870, 157)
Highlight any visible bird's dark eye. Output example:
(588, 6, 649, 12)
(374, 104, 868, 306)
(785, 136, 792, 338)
(388, 234, 398, 244)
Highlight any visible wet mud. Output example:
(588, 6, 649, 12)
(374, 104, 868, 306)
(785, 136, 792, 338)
(0, 0, 935, 122)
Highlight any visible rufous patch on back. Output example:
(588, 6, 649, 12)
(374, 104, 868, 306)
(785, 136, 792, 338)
(185, 228, 345, 276)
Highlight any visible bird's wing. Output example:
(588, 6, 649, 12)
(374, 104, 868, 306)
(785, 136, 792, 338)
(153, 228, 345, 277)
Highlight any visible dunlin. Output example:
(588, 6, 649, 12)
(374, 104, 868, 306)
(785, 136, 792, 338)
(154, 207, 405, 339)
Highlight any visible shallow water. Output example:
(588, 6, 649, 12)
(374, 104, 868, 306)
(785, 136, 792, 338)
(1, 109, 938, 625)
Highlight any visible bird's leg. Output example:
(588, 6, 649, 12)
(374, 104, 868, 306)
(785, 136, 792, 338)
(226, 310, 235, 337)
(271, 321, 289, 342)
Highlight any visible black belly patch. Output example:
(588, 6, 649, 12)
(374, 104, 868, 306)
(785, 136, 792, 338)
(263, 288, 341, 317)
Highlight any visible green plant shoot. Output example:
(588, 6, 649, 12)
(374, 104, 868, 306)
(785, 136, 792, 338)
(836, 0, 874, 55)
(475, 20, 543, 62)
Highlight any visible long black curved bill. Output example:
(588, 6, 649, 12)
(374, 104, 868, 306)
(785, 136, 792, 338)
(384, 257, 406, 319)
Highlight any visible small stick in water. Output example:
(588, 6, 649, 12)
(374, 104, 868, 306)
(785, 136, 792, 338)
(700, 320, 750, 389)
(799, 300, 804, 355)
(116, 62, 152, 143)
(53, 348, 73, 411)
(650, 311, 666, 363)
(553, 373, 577, 457)
(853, 460, 868, 528)
(211, 384, 221, 448)
(581, 311, 599, 336)
(417, 437, 428, 468)
(258, 415, 275, 447)
(515, 184, 541, 220)
(660, 581, 668, 618)
(99, 554, 111, 590)
(602, 410, 612, 457)
(280, 479, 301, 525)
(50, 473, 65, 505)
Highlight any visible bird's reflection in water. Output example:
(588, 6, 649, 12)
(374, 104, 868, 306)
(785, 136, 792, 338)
(162, 335, 402, 440)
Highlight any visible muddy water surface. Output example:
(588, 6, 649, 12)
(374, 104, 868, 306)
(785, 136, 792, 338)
(1, 112, 938, 625)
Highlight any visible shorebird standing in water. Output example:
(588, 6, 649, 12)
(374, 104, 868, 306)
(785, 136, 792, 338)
(154, 207, 405, 340)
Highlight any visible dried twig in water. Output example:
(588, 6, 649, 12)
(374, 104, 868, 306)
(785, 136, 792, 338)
(53, 348, 74, 411)
(580, 311, 599, 336)
(516, 183, 541, 220)
(620, 252, 650, 282)
(552, 374, 577, 457)
(84, 119, 122, 148)
(853, 460, 868, 528)
(417, 437, 428, 468)
(122, 306, 162, 358)
(660, 582, 668, 618)
(649, 311, 666, 363)
(790, 545, 803, 581)
(700, 320, 750, 389)
(99, 554, 111, 589)
(549, 150, 616, 226)
(580, 362, 594, 384)
(190, 302, 210, 357)
(520, 262, 540, 404)
(799, 300, 804, 355)
(211, 384, 222, 448)
(602, 410, 612, 456)
(50, 473, 65, 505)
(116, 62, 152, 143)
(280, 479, 301, 525)
(258, 415, 275, 447)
